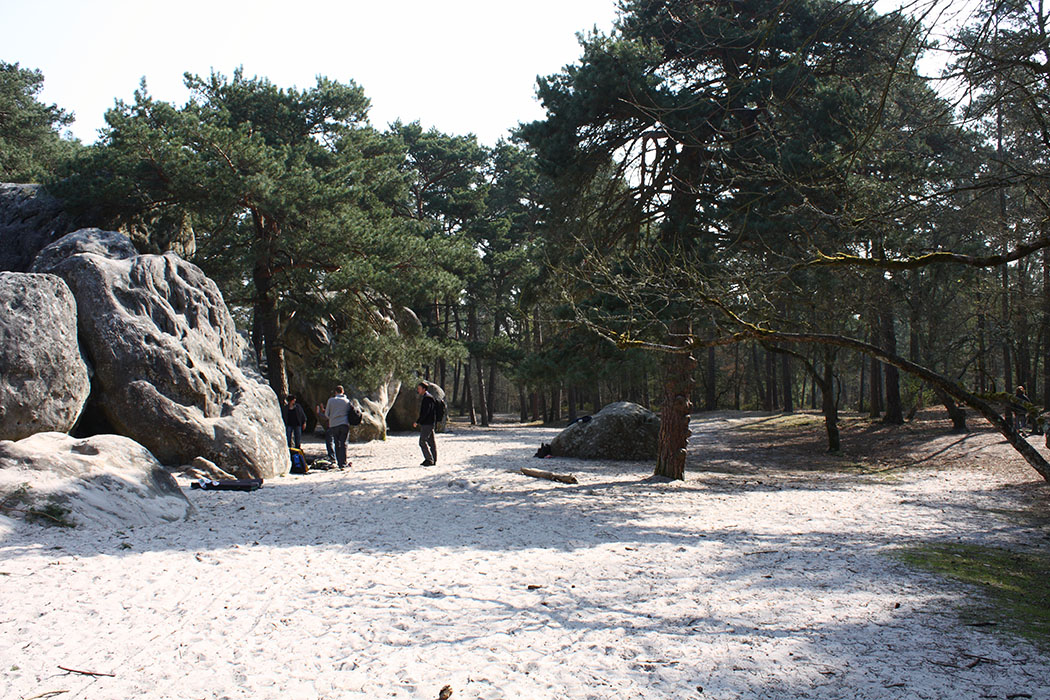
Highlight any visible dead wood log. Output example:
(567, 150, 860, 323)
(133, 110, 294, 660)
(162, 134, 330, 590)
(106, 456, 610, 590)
(520, 467, 578, 484)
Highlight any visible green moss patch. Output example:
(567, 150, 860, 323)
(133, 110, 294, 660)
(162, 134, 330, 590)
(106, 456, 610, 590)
(894, 543, 1050, 649)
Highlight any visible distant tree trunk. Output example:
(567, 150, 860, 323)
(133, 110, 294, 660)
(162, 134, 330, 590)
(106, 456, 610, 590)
(977, 313, 988, 393)
(765, 348, 776, 411)
(858, 355, 866, 413)
(908, 277, 922, 412)
(469, 304, 489, 427)
(251, 311, 264, 366)
(252, 259, 287, 399)
(519, 385, 529, 422)
(638, 369, 646, 413)
(705, 346, 717, 410)
(869, 354, 883, 418)
(486, 316, 501, 423)
(1003, 259, 1014, 427)
(751, 343, 766, 409)
(532, 308, 543, 422)
(882, 307, 904, 424)
(1043, 247, 1050, 407)
(820, 354, 840, 451)
(567, 386, 578, 422)
(780, 353, 793, 413)
(592, 386, 602, 414)
(464, 362, 477, 425)
(798, 350, 839, 451)
(1015, 259, 1031, 395)
(733, 344, 741, 410)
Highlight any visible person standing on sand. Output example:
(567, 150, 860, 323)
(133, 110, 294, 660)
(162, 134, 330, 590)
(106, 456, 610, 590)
(316, 385, 352, 469)
(283, 394, 307, 448)
(413, 382, 438, 466)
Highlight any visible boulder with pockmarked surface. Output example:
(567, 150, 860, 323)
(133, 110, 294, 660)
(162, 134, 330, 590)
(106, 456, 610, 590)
(37, 242, 286, 478)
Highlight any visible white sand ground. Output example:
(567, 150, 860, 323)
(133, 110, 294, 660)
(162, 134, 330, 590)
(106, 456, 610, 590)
(1, 414, 1048, 700)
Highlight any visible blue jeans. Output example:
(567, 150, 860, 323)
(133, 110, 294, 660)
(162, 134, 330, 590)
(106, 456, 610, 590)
(286, 424, 302, 448)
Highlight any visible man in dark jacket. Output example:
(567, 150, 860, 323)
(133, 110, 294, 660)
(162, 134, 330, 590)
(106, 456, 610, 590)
(283, 395, 307, 448)
(413, 382, 438, 466)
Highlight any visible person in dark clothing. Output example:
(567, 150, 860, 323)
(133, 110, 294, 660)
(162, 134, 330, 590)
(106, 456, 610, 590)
(413, 382, 438, 466)
(1015, 385, 1032, 434)
(283, 395, 307, 448)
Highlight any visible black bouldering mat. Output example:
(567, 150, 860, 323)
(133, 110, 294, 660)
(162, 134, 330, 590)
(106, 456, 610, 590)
(191, 478, 263, 491)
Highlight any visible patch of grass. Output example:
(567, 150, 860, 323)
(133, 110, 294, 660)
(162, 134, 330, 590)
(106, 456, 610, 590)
(0, 484, 76, 528)
(894, 543, 1050, 649)
(738, 413, 825, 432)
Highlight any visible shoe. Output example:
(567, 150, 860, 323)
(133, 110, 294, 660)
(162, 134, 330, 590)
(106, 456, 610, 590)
(421, 461, 435, 466)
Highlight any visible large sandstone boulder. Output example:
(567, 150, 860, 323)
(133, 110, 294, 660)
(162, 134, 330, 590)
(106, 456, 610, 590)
(550, 401, 661, 460)
(0, 432, 194, 528)
(0, 183, 78, 273)
(37, 235, 287, 478)
(0, 272, 90, 440)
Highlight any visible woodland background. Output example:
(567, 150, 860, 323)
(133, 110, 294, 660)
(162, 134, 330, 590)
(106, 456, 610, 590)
(4, 0, 1049, 480)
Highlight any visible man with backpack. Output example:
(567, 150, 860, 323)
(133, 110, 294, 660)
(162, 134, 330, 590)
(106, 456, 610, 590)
(315, 385, 360, 469)
(412, 382, 444, 466)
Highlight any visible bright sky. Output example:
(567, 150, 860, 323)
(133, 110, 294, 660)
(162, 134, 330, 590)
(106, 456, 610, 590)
(1, 0, 621, 145)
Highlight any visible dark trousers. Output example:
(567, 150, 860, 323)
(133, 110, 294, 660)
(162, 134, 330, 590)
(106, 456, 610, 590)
(418, 423, 437, 464)
(329, 424, 350, 467)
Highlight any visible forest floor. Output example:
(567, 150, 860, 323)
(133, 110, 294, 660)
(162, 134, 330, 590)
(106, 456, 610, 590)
(0, 409, 1048, 699)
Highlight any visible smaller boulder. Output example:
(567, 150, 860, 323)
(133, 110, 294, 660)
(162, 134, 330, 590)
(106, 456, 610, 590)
(176, 456, 237, 482)
(0, 432, 194, 528)
(28, 227, 138, 273)
(0, 271, 90, 440)
(550, 401, 661, 461)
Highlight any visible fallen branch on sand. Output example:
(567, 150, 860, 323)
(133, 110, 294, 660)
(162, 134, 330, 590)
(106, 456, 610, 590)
(57, 666, 115, 678)
(520, 467, 578, 484)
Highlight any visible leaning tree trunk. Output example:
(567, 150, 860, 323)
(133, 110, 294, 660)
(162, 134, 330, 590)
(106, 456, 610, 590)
(752, 330, 1050, 483)
(655, 343, 697, 480)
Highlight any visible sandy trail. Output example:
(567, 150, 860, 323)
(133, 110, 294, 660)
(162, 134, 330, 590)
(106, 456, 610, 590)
(1, 414, 1047, 699)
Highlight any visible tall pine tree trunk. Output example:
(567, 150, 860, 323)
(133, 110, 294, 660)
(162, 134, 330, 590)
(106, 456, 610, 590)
(251, 213, 287, 399)
(655, 345, 696, 480)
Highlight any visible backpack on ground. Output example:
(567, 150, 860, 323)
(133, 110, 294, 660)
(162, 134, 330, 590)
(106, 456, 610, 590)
(290, 447, 308, 474)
